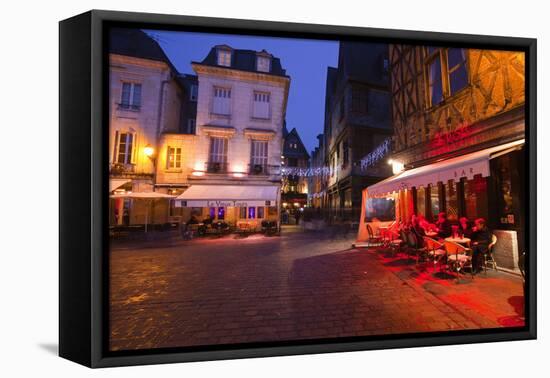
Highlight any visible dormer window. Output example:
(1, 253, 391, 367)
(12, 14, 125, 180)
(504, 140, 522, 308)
(256, 56, 271, 73)
(217, 49, 232, 67)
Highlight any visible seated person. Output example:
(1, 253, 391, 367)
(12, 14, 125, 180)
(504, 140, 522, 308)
(410, 215, 426, 246)
(435, 212, 451, 238)
(458, 216, 473, 238)
(470, 218, 492, 273)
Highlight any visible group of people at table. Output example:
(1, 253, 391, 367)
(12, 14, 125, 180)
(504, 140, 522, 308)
(377, 212, 493, 274)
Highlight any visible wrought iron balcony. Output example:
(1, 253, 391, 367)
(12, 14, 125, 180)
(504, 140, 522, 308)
(248, 163, 270, 175)
(206, 161, 229, 173)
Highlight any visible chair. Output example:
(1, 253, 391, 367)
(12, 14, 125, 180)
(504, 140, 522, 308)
(406, 231, 427, 265)
(444, 240, 474, 281)
(366, 224, 382, 247)
(483, 234, 498, 274)
(424, 237, 446, 271)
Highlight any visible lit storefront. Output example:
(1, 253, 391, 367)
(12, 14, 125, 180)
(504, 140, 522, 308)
(357, 139, 525, 271)
(176, 185, 280, 231)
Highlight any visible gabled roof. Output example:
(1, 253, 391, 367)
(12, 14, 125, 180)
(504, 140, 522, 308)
(194, 45, 288, 77)
(284, 127, 310, 158)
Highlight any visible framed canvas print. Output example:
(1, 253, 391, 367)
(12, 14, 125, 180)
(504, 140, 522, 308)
(59, 10, 536, 368)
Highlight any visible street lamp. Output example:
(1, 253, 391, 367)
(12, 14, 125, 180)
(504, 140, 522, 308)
(144, 145, 155, 158)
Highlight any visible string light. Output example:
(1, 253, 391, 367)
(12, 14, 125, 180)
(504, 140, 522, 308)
(280, 138, 392, 178)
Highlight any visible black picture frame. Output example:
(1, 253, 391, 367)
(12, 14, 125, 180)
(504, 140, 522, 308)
(59, 9, 537, 368)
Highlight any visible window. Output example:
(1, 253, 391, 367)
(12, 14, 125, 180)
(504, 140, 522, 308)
(239, 207, 247, 219)
(208, 137, 228, 172)
(445, 180, 458, 217)
(189, 84, 198, 101)
(256, 56, 271, 72)
(428, 55, 444, 106)
(416, 186, 426, 217)
(426, 47, 469, 106)
(213, 87, 231, 115)
(187, 119, 196, 134)
(217, 49, 231, 67)
(464, 176, 488, 220)
(115, 132, 134, 164)
(247, 207, 256, 219)
(257, 207, 265, 219)
(342, 140, 349, 167)
(120, 82, 141, 110)
(351, 88, 368, 113)
(253, 91, 270, 119)
(166, 147, 182, 169)
(251, 140, 268, 173)
(429, 184, 440, 222)
(217, 207, 225, 220)
(447, 48, 468, 95)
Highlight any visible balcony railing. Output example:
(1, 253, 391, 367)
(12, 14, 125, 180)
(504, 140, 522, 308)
(117, 103, 141, 111)
(248, 163, 270, 175)
(206, 161, 229, 174)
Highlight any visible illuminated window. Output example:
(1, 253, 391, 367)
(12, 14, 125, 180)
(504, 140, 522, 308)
(445, 180, 458, 217)
(114, 132, 134, 164)
(166, 147, 182, 169)
(416, 186, 426, 217)
(217, 49, 231, 67)
(257, 207, 265, 219)
(256, 56, 271, 72)
(251, 140, 268, 172)
(429, 184, 440, 221)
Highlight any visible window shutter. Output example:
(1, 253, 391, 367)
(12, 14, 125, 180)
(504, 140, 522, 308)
(130, 133, 137, 164)
(112, 130, 119, 163)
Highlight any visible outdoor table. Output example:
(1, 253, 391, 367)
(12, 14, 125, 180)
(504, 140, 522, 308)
(445, 237, 471, 245)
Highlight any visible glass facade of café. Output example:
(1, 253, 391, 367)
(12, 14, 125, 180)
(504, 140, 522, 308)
(358, 139, 526, 271)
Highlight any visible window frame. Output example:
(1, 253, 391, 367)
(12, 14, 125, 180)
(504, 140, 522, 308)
(252, 91, 271, 119)
(216, 48, 232, 67)
(425, 47, 470, 108)
(256, 56, 271, 73)
(166, 146, 182, 170)
(119, 81, 142, 111)
(212, 86, 232, 116)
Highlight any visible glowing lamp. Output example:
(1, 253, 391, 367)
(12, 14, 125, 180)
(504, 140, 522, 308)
(143, 145, 155, 157)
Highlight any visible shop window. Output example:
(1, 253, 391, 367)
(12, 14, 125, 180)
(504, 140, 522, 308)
(217, 207, 225, 220)
(209, 207, 216, 219)
(239, 207, 247, 219)
(416, 186, 426, 217)
(257, 207, 265, 219)
(247, 207, 256, 219)
(445, 180, 458, 218)
(494, 154, 516, 225)
(463, 175, 488, 220)
(429, 184, 440, 222)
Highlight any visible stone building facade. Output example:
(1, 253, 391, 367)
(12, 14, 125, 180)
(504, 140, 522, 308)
(324, 41, 393, 221)
(108, 28, 183, 226)
(173, 45, 290, 227)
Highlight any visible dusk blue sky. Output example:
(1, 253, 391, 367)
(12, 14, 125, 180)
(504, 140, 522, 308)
(145, 30, 339, 153)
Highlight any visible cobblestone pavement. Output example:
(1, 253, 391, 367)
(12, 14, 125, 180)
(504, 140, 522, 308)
(109, 231, 525, 351)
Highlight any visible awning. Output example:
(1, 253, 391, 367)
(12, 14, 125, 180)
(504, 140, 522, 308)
(176, 185, 279, 207)
(368, 139, 524, 197)
(110, 179, 130, 192)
